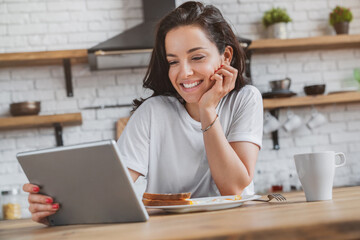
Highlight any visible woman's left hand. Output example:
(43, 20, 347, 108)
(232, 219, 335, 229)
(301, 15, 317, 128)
(198, 63, 238, 111)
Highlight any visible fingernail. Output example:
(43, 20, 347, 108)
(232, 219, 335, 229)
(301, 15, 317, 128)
(221, 64, 224, 67)
(52, 204, 59, 209)
(46, 198, 53, 204)
(33, 187, 39, 192)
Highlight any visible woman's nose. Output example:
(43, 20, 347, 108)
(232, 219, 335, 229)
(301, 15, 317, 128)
(179, 62, 194, 78)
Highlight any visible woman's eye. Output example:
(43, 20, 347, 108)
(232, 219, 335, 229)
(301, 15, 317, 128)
(192, 56, 205, 61)
(168, 61, 178, 66)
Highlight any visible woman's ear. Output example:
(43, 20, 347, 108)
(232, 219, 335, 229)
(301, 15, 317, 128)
(222, 46, 233, 64)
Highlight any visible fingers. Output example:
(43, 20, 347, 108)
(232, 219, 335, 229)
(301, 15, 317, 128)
(23, 183, 40, 193)
(211, 73, 224, 82)
(23, 183, 59, 226)
(214, 65, 237, 92)
(28, 196, 59, 225)
(31, 211, 55, 225)
(29, 203, 59, 213)
(29, 192, 54, 204)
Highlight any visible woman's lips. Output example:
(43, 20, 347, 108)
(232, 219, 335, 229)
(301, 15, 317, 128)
(180, 80, 203, 92)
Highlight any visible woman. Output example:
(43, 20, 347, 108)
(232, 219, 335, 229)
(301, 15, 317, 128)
(23, 1, 263, 225)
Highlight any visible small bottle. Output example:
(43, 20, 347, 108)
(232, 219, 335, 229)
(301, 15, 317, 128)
(2, 189, 22, 220)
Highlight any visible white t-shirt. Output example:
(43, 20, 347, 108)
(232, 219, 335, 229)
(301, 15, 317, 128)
(117, 85, 263, 198)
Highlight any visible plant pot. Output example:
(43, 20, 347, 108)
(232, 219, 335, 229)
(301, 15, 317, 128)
(267, 22, 288, 39)
(333, 22, 349, 35)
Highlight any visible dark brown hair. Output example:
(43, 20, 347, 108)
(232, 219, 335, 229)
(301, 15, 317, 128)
(132, 1, 246, 112)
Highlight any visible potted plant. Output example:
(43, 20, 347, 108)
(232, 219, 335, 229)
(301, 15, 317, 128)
(262, 7, 292, 39)
(329, 6, 353, 34)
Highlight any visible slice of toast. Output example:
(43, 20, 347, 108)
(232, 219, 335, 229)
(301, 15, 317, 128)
(143, 192, 191, 200)
(142, 198, 193, 206)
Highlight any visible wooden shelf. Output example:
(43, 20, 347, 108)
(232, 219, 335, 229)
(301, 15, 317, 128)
(249, 34, 360, 53)
(263, 91, 360, 109)
(0, 34, 358, 67)
(0, 113, 82, 130)
(0, 49, 88, 68)
(0, 50, 88, 97)
(0, 34, 358, 66)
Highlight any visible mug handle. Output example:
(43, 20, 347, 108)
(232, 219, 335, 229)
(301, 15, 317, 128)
(334, 152, 346, 168)
(264, 112, 270, 120)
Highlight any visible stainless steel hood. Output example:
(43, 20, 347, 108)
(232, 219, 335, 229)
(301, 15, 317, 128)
(88, 0, 253, 76)
(88, 0, 176, 70)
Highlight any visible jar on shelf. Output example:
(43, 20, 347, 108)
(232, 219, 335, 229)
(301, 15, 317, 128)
(2, 189, 22, 220)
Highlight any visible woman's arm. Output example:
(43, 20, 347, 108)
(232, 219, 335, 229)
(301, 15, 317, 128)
(128, 168, 141, 182)
(200, 108, 259, 195)
(199, 63, 261, 195)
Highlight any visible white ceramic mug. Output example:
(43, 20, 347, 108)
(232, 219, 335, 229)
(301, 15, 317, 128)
(263, 112, 281, 134)
(283, 111, 302, 132)
(294, 151, 346, 202)
(307, 110, 327, 129)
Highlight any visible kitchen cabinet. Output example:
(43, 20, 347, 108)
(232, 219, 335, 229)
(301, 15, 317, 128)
(0, 113, 82, 146)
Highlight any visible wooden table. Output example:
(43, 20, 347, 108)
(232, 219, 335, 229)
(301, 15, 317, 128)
(1, 186, 359, 240)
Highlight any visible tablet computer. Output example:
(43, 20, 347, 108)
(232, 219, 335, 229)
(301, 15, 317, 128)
(17, 140, 149, 226)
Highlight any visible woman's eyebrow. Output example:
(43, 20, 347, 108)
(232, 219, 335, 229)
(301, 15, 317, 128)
(187, 47, 206, 53)
(166, 47, 206, 57)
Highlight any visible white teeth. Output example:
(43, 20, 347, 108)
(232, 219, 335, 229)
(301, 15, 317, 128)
(183, 81, 201, 89)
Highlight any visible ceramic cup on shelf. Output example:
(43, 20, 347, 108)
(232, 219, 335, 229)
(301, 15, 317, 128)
(307, 109, 327, 129)
(294, 151, 346, 202)
(263, 112, 281, 134)
(283, 110, 302, 132)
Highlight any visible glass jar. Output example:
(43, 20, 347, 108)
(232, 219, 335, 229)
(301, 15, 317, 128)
(2, 189, 22, 220)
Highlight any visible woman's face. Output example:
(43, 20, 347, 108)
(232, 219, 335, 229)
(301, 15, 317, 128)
(165, 25, 223, 104)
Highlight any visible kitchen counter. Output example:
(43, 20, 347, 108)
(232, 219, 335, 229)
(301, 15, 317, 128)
(1, 186, 359, 240)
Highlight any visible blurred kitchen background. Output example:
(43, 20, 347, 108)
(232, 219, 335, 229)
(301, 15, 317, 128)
(0, 0, 360, 219)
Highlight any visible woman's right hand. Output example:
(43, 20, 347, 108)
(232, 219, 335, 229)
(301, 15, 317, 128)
(23, 183, 59, 225)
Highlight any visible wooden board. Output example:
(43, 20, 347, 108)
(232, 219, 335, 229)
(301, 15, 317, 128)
(249, 34, 360, 53)
(0, 49, 87, 61)
(0, 186, 359, 240)
(1, 34, 360, 68)
(0, 113, 82, 130)
(263, 91, 360, 109)
(0, 49, 88, 68)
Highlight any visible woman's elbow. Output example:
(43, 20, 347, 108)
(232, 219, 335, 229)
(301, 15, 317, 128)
(221, 179, 252, 196)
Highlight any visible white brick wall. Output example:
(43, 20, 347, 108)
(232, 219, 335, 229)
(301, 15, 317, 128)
(0, 0, 360, 219)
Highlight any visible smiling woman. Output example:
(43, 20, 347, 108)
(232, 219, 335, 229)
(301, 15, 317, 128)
(122, 1, 263, 197)
(23, 1, 263, 225)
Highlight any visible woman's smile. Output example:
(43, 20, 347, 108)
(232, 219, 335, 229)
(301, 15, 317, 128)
(180, 80, 204, 92)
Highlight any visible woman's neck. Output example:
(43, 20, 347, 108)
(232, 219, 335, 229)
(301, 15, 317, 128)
(185, 103, 201, 122)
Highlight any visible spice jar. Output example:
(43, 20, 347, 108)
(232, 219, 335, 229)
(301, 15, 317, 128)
(2, 189, 22, 220)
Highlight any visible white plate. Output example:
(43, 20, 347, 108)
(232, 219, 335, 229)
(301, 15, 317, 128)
(145, 195, 261, 213)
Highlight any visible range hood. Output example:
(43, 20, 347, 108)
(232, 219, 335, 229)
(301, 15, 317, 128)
(88, 0, 176, 70)
(88, 0, 253, 76)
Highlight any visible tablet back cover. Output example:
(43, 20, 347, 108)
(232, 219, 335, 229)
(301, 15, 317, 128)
(17, 140, 148, 225)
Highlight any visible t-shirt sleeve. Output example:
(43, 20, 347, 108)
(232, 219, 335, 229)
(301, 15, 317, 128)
(116, 104, 150, 176)
(227, 86, 263, 149)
